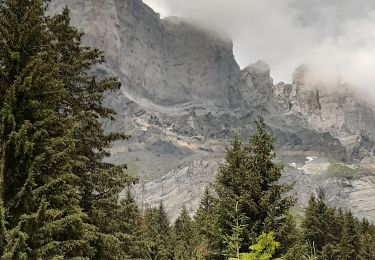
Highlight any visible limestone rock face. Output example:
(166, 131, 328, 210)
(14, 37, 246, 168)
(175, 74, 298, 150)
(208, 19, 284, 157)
(50, 0, 242, 107)
(240, 61, 274, 109)
(130, 160, 216, 221)
(275, 66, 375, 159)
(49, 0, 375, 220)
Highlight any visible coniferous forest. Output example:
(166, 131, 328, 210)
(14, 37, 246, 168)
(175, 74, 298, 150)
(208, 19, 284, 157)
(1, 1, 375, 259)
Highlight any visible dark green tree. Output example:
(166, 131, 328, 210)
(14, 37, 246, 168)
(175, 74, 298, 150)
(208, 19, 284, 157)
(173, 205, 198, 260)
(0, 1, 95, 257)
(46, 8, 137, 258)
(214, 118, 295, 256)
(337, 211, 360, 260)
(140, 204, 172, 260)
(118, 189, 144, 259)
(194, 187, 221, 259)
(278, 214, 307, 259)
(223, 201, 249, 259)
(157, 202, 173, 258)
(358, 219, 375, 260)
(302, 193, 342, 260)
(0, 1, 139, 258)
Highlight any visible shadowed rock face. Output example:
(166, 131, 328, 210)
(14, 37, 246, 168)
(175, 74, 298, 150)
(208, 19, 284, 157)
(50, 0, 375, 220)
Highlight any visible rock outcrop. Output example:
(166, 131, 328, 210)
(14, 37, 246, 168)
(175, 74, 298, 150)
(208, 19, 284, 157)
(49, 0, 375, 221)
(275, 66, 375, 160)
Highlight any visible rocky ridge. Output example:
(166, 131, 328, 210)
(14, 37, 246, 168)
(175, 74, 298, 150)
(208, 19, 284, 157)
(50, 0, 375, 221)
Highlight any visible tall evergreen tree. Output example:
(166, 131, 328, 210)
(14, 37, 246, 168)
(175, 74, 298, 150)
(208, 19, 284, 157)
(223, 201, 249, 259)
(214, 118, 295, 257)
(46, 8, 137, 258)
(0, 1, 139, 258)
(118, 189, 144, 259)
(279, 214, 307, 259)
(0, 1, 95, 258)
(173, 205, 198, 260)
(140, 204, 172, 260)
(194, 187, 221, 260)
(157, 202, 173, 258)
(302, 193, 341, 259)
(337, 211, 360, 260)
(358, 219, 375, 259)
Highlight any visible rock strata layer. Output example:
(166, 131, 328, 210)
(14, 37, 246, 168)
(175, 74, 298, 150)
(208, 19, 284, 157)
(50, 0, 375, 220)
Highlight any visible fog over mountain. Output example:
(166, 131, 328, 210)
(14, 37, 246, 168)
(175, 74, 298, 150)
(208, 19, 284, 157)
(144, 0, 375, 100)
(48, 0, 375, 221)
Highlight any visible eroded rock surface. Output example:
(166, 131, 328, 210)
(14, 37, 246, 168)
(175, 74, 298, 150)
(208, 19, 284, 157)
(49, 0, 375, 221)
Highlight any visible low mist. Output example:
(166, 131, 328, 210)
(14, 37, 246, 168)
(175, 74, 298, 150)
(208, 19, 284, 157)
(144, 0, 375, 101)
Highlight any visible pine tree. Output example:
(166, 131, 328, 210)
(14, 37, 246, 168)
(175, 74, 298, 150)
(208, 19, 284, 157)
(0, 0, 49, 202)
(214, 117, 295, 256)
(0, 1, 94, 257)
(279, 214, 307, 259)
(194, 187, 221, 259)
(46, 8, 136, 258)
(173, 205, 198, 260)
(302, 193, 341, 259)
(358, 219, 375, 260)
(1, 51, 93, 259)
(223, 201, 249, 259)
(156, 202, 173, 258)
(240, 232, 282, 260)
(140, 205, 173, 260)
(140, 208, 160, 259)
(118, 189, 143, 259)
(337, 211, 360, 260)
(0, 1, 139, 258)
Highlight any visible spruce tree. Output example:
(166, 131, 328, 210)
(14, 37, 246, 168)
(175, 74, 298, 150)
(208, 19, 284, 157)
(302, 194, 341, 259)
(337, 211, 360, 260)
(156, 202, 173, 258)
(279, 214, 307, 259)
(140, 205, 172, 260)
(46, 8, 137, 258)
(214, 117, 295, 256)
(194, 187, 221, 259)
(173, 205, 198, 260)
(1, 45, 93, 259)
(223, 201, 248, 259)
(118, 189, 143, 259)
(0, 1, 140, 258)
(0, 1, 94, 257)
(358, 219, 375, 260)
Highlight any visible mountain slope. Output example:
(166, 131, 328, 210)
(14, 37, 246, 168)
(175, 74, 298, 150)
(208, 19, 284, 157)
(49, 0, 375, 221)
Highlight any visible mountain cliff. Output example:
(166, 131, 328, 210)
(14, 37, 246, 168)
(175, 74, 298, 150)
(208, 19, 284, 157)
(50, 0, 375, 221)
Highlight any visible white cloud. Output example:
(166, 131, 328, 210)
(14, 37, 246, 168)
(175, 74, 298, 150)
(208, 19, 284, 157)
(143, 0, 375, 100)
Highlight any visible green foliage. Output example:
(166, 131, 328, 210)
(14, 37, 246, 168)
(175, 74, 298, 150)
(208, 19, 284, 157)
(223, 202, 248, 259)
(302, 242, 318, 260)
(214, 118, 295, 257)
(194, 187, 221, 260)
(0, 200, 6, 255)
(0, 0, 139, 258)
(173, 205, 198, 260)
(2, 1, 375, 259)
(140, 203, 173, 260)
(327, 162, 359, 178)
(302, 192, 375, 260)
(278, 214, 307, 259)
(228, 232, 283, 260)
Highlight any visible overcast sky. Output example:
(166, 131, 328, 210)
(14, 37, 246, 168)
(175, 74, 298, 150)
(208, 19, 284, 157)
(143, 0, 375, 97)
